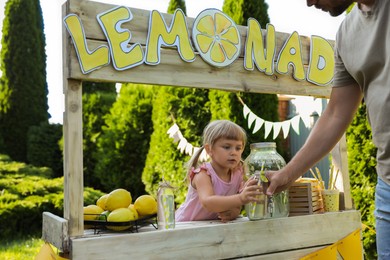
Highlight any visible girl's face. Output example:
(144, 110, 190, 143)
(206, 138, 244, 170)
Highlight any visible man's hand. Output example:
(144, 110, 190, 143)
(265, 170, 295, 195)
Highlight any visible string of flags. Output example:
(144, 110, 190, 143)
(243, 104, 302, 140)
(167, 123, 209, 161)
(167, 98, 319, 156)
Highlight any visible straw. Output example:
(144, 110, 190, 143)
(328, 165, 334, 190)
(331, 169, 339, 190)
(310, 167, 325, 190)
(251, 162, 265, 217)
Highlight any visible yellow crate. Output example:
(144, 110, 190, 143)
(288, 178, 324, 216)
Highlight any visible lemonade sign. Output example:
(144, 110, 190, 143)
(63, 6, 334, 86)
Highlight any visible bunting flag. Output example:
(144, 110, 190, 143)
(35, 242, 69, 260)
(167, 124, 208, 161)
(300, 228, 363, 260)
(242, 104, 302, 139)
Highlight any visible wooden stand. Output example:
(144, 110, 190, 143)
(42, 0, 362, 258)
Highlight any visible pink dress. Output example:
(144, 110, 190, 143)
(175, 162, 243, 221)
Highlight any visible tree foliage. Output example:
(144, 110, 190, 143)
(27, 122, 63, 177)
(167, 0, 186, 15)
(346, 103, 377, 259)
(0, 0, 48, 162)
(142, 0, 211, 203)
(94, 84, 153, 197)
(142, 86, 210, 203)
(82, 82, 117, 189)
(212, 0, 281, 158)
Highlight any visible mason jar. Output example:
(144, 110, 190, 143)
(244, 142, 289, 220)
(157, 181, 175, 230)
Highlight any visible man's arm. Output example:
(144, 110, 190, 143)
(266, 84, 363, 195)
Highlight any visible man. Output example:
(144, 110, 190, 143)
(265, 0, 389, 258)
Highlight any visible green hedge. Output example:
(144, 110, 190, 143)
(346, 104, 377, 259)
(0, 156, 104, 240)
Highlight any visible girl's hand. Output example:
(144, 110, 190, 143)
(218, 207, 241, 222)
(239, 178, 262, 204)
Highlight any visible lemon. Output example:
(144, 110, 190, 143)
(192, 9, 241, 67)
(83, 205, 104, 221)
(107, 208, 137, 231)
(96, 194, 109, 210)
(134, 195, 157, 217)
(105, 188, 132, 211)
(128, 204, 139, 220)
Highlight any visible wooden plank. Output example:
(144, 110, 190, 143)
(71, 211, 361, 259)
(68, 43, 332, 98)
(63, 0, 84, 238)
(64, 0, 333, 98)
(68, 0, 316, 63)
(42, 212, 69, 252)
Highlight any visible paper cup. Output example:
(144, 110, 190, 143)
(321, 189, 340, 212)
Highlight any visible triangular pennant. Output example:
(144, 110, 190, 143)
(291, 115, 301, 135)
(300, 243, 338, 260)
(243, 104, 250, 119)
(171, 131, 182, 143)
(337, 229, 363, 260)
(247, 111, 257, 129)
(177, 138, 188, 153)
(301, 114, 311, 128)
(264, 121, 273, 139)
(252, 117, 264, 134)
(272, 122, 283, 140)
(199, 149, 209, 162)
(281, 120, 291, 139)
(167, 123, 179, 136)
(185, 143, 193, 156)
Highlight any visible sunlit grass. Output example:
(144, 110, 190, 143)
(0, 236, 43, 260)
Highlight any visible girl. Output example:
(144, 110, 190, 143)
(175, 120, 261, 222)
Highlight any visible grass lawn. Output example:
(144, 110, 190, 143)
(0, 236, 45, 260)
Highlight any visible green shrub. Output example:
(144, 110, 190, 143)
(0, 159, 103, 240)
(27, 122, 63, 177)
(346, 103, 377, 259)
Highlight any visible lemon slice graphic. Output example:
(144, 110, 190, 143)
(192, 9, 241, 67)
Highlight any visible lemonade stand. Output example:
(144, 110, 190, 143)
(41, 0, 363, 258)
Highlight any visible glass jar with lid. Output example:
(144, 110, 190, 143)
(244, 142, 289, 220)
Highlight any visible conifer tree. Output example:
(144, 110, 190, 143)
(94, 84, 153, 197)
(82, 82, 116, 189)
(142, 0, 211, 202)
(0, 0, 48, 162)
(210, 0, 280, 157)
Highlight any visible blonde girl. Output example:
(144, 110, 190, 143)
(175, 120, 261, 222)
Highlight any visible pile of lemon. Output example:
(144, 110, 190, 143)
(83, 188, 157, 231)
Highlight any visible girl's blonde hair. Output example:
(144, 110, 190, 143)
(186, 120, 247, 178)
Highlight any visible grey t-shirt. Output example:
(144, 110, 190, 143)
(333, 0, 390, 184)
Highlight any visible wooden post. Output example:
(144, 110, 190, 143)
(63, 0, 84, 237)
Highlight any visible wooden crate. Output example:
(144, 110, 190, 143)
(289, 179, 324, 216)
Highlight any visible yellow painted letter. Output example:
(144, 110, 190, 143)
(63, 14, 109, 74)
(307, 36, 334, 86)
(146, 9, 195, 65)
(244, 19, 275, 75)
(97, 6, 144, 70)
(276, 31, 305, 81)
